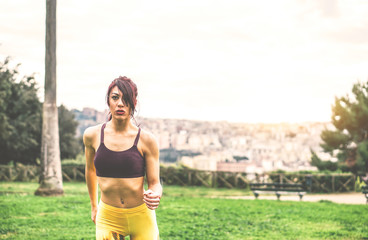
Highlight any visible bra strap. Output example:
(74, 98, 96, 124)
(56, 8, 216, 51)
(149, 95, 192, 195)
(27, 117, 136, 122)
(134, 128, 141, 146)
(100, 123, 107, 143)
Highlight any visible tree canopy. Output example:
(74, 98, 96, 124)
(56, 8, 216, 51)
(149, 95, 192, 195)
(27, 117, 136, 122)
(0, 58, 42, 164)
(0, 58, 81, 165)
(58, 104, 81, 159)
(318, 80, 368, 174)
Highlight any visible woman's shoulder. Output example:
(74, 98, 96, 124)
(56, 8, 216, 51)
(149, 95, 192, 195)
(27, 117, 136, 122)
(83, 123, 104, 142)
(139, 128, 158, 146)
(138, 128, 159, 155)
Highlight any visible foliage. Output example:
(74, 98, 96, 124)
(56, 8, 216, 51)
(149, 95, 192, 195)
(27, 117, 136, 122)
(0, 57, 42, 165)
(0, 57, 82, 165)
(310, 150, 339, 172)
(233, 155, 249, 161)
(58, 104, 82, 160)
(318, 81, 368, 174)
(159, 148, 201, 163)
(61, 153, 85, 166)
(0, 182, 368, 239)
(355, 176, 367, 192)
(159, 148, 180, 162)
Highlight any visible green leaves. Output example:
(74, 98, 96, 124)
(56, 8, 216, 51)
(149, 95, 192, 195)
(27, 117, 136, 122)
(319, 80, 368, 173)
(58, 105, 81, 160)
(0, 58, 81, 165)
(320, 130, 350, 152)
(0, 58, 42, 165)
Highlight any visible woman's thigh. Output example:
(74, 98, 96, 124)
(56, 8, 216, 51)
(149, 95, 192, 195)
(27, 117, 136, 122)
(129, 209, 159, 240)
(96, 228, 126, 240)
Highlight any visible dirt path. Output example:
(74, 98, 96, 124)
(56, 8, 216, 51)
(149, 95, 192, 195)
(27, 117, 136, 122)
(225, 192, 367, 205)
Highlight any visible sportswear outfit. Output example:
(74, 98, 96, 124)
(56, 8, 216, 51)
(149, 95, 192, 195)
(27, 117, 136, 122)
(94, 123, 159, 240)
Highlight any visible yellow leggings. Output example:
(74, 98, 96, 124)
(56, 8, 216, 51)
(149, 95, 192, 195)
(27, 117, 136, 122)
(96, 200, 159, 240)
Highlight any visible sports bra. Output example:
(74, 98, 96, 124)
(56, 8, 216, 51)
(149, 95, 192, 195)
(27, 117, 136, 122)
(94, 123, 145, 178)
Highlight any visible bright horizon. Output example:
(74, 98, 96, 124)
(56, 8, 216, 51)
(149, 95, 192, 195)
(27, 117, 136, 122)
(1, 0, 368, 123)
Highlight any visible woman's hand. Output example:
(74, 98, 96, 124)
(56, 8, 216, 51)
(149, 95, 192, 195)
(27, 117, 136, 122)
(91, 206, 98, 224)
(143, 189, 161, 210)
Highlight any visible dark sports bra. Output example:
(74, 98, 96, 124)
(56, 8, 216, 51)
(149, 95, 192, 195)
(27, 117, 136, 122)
(94, 123, 145, 178)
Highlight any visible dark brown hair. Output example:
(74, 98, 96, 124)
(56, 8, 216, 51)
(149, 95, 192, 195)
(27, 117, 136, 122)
(106, 76, 138, 121)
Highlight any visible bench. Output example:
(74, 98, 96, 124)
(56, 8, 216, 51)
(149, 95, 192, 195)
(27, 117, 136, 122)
(250, 183, 306, 201)
(362, 185, 368, 204)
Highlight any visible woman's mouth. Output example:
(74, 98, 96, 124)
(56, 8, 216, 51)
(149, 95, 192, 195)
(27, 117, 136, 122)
(116, 110, 125, 115)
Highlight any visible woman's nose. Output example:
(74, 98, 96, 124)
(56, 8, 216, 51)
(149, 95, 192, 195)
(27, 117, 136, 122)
(118, 98, 124, 106)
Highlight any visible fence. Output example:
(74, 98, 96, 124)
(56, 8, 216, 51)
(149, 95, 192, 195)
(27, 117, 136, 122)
(160, 166, 357, 193)
(0, 164, 358, 193)
(0, 164, 85, 182)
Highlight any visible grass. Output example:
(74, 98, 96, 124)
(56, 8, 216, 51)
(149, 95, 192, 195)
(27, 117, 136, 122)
(0, 182, 367, 240)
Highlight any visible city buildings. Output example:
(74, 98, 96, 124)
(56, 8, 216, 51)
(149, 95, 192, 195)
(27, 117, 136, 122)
(74, 108, 327, 173)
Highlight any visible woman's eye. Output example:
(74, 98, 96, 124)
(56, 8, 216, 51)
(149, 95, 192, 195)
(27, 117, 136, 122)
(112, 96, 119, 100)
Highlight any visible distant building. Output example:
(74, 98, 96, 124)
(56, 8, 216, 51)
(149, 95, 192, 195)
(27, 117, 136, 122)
(217, 161, 248, 172)
(72, 108, 108, 137)
(82, 107, 97, 118)
(71, 108, 328, 173)
(96, 110, 108, 123)
(216, 160, 265, 173)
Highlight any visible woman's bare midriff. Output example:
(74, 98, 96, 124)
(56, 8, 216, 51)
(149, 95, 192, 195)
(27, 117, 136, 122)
(97, 176, 145, 208)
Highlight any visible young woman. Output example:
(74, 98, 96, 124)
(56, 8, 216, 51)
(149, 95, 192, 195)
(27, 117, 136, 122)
(83, 76, 162, 240)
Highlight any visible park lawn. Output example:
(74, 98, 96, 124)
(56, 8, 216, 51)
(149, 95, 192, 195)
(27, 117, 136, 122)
(0, 182, 367, 240)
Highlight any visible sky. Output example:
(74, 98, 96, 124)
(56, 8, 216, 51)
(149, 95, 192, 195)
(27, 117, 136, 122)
(1, 0, 368, 123)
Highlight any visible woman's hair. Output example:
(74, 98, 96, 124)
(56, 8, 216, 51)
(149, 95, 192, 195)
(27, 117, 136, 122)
(106, 76, 138, 121)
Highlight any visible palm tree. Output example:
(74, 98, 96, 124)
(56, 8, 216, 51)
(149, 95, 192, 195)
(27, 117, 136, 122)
(35, 0, 63, 196)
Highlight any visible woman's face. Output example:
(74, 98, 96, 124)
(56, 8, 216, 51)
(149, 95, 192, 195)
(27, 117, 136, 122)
(108, 86, 131, 120)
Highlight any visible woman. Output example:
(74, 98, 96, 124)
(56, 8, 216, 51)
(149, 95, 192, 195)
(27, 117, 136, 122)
(83, 76, 162, 240)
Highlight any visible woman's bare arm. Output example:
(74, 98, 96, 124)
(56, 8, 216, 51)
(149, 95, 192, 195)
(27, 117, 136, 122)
(142, 131, 162, 210)
(83, 126, 98, 223)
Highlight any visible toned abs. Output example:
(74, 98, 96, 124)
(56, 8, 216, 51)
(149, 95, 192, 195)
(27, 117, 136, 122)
(98, 177, 145, 208)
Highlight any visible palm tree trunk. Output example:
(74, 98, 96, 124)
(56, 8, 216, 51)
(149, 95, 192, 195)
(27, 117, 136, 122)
(35, 0, 63, 196)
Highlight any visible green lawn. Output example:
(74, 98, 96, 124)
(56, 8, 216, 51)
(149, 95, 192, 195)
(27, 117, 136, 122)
(0, 182, 367, 240)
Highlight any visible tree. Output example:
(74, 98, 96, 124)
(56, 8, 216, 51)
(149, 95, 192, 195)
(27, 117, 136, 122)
(58, 105, 81, 159)
(0, 58, 42, 165)
(318, 80, 368, 174)
(0, 58, 82, 165)
(35, 0, 63, 196)
(310, 150, 338, 172)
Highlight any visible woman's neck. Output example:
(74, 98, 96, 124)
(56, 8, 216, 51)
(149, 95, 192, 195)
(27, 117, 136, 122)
(109, 118, 132, 133)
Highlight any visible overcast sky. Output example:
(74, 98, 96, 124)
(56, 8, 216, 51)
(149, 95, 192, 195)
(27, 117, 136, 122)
(1, 0, 368, 123)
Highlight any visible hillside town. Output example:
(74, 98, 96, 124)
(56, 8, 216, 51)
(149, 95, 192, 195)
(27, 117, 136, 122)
(73, 108, 332, 173)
